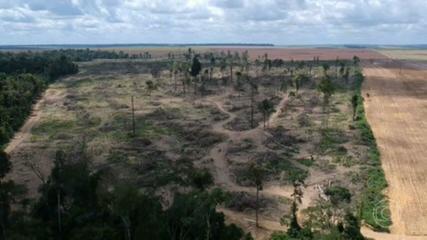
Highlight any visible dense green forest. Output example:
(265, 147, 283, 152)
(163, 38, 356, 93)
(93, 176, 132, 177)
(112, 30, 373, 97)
(0, 143, 363, 240)
(0, 145, 247, 240)
(0, 52, 78, 146)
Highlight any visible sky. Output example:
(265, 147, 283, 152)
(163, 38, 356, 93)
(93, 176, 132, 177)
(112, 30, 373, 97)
(0, 0, 426, 45)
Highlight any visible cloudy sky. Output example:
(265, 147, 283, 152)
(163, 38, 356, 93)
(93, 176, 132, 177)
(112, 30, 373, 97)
(0, 0, 426, 45)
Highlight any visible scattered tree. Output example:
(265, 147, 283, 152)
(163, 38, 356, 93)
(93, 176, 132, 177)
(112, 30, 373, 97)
(248, 163, 266, 228)
(190, 56, 202, 95)
(351, 94, 359, 121)
(249, 81, 258, 128)
(317, 74, 335, 127)
(145, 80, 156, 96)
(0, 151, 11, 178)
(258, 99, 275, 129)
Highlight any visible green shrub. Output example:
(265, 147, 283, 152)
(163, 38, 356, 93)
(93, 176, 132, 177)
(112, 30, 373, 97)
(325, 186, 351, 205)
(353, 69, 391, 231)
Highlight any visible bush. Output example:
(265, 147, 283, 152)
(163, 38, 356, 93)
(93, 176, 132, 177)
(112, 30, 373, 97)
(325, 186, 351, 205)
(353, 69, 391, 231)
(190, 169, 214, 190)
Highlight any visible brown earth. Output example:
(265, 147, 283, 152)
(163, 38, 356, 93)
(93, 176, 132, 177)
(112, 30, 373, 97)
(362, 60, 427, 237)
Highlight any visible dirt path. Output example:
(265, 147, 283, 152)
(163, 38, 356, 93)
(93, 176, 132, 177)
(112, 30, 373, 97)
(205, 93, 321, 238)
(363, 62, 427, 237)
(5, 89, 62, 154)
(206, 94, 290, 193)
(267, 93, 287, 127)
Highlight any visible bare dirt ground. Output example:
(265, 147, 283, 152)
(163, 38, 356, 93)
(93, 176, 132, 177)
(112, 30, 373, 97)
(362, 60, 427, 237)
(5, 87, 66, 196)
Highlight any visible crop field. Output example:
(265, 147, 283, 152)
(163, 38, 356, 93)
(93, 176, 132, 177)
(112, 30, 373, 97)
(378, 50, 427, 61)
(3, 48, 395, 239)
(362, 60, 427, 238)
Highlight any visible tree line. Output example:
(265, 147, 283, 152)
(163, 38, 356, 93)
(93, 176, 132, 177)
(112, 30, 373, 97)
(0, 52, 78, 146)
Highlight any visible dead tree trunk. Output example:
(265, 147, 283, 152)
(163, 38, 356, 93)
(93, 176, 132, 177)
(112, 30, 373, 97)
(57, 190, 62, 240)
(229, 65, 233, 85)
(131, 96, 135, 136)
(250, 88, 255, 128)
(256, 187, 259, 228)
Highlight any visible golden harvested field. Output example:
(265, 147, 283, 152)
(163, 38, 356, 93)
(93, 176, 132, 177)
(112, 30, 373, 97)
(363, 60, 427, 237)
(378, 50, 427, 61)
(210, 48, 387, 61)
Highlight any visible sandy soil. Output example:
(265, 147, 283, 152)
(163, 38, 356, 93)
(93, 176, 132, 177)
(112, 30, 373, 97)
(4, 89, 63, 153)
(363, 60, 427, 237)
(204, 91, 323, 239)
(4, 88, 65, 196)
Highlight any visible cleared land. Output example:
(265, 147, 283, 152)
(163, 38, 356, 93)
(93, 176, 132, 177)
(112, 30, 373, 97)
(4, 48, 394, 239)
(363, 60, 427, 236)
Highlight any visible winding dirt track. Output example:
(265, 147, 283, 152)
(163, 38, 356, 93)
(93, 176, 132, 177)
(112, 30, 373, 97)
(4, 89, 60, 154)
(362, 61, 427, 238)
(206, 92, 322, 239)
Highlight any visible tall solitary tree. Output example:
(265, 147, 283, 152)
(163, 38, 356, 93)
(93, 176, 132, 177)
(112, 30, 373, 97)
(258, 99, 275, 129)
(0, 150, 11, 239)
(209, 55, 216, 82)
(0, 151, 11, 179)
(351, 94, 359, 121)
(318, 74, 335, 127)
(248, 163, 266, 228)
(190, 56, 202, 95)
(249, 81, 258, 128)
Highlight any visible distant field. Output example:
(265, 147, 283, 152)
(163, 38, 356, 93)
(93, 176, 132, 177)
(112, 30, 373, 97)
(209, 48, 387, 61)
(378, 49, 427, 61)
(103, 47, 388, 62)
(1, 45, 388, 62)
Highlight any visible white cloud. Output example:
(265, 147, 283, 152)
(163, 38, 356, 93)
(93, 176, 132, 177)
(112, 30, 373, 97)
(0, 0, 426, 44)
